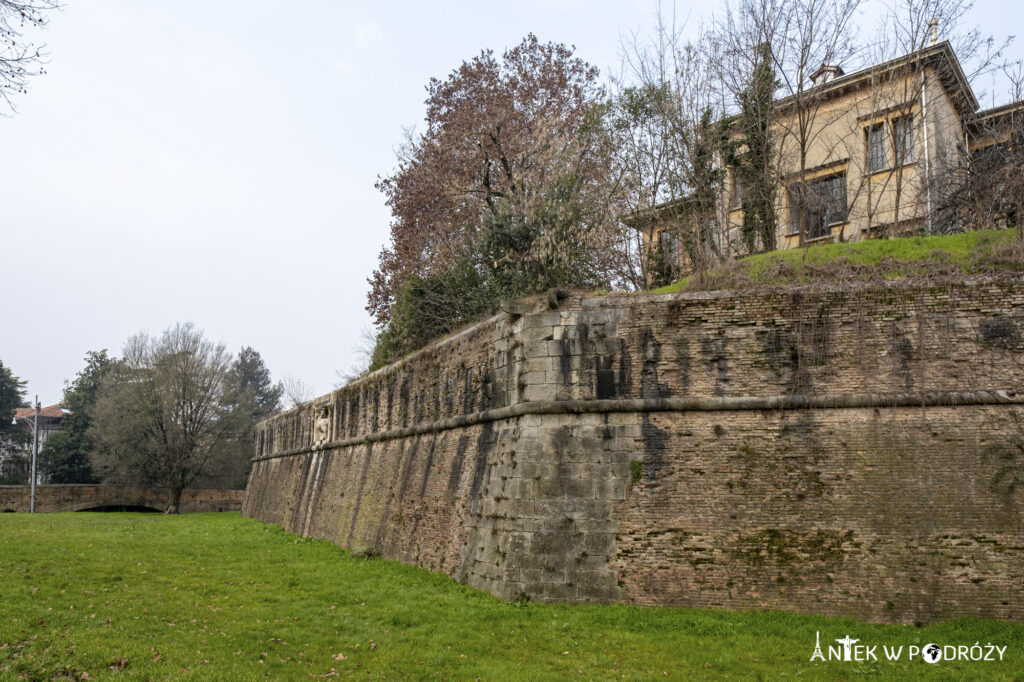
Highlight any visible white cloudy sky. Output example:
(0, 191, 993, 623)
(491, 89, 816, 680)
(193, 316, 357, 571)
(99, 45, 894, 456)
(2, 0, 1021, 405)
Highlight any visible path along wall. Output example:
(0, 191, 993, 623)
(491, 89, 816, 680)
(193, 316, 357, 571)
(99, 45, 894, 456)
(243, 277, 1024, 624)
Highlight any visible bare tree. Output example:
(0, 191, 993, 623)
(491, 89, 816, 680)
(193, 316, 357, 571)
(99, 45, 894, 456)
(282, 375, 315, 408)
(335, 327, 378, 386)
(0, 0, 60, 112)
(866, 0, 1016, 235)
(726, 0, 864, 246)
(614, 10, 689, 286)
(874, 0, 1012, 87)
(934, 69, 1024, 235)
(89, 324, 248, 513)
(614, 7, 727, 285)
(711, 0, 788, 253)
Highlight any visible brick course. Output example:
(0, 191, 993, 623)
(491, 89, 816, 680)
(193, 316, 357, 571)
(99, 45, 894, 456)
(0, 485, 243, 513)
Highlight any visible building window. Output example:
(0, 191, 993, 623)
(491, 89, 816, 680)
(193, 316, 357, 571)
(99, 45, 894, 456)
(656, 229, 681, 278)
(866, 122, 886, 172)
(893, 115, 914, 164)
(788, 173, 847, 240)
(730, 173, 744, 209)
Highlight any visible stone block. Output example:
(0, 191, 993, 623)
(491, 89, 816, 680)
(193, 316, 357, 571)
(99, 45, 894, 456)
(582, 532, 617, 555)
(594, 477, 628, 501)
(521, 357, 554, 374)
(530, 531, 583, 555)
(531, 311, 564, 327)
(522, 384, 558, 402)
(575, 584, 620, 603)
(538, 582, 579, 601)
(571, 569, 617, 590)
(521, 326, 555, 344)
(518, 552, 568, 572)
(536, 476, 570, 498)
(523, 340, 550, 358)
(519, 371, 548, 386)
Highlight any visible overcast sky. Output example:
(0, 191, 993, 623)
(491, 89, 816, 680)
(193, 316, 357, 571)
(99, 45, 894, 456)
(2, 0, 1021, 406)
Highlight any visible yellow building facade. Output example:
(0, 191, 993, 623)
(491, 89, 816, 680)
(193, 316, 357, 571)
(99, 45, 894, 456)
(644, 41, 1021, 279)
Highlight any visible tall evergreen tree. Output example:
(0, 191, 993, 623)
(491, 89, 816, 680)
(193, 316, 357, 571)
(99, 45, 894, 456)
(730, 41, 778, 254)
(227, 347, 283, 422)
(0, 359, 29, 483)
(204, 347, 284, 488)
(685, 107, 726, 271)
(38, 350, 112, 484)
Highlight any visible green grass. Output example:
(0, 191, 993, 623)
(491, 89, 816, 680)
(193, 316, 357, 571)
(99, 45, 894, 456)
(1, 514, 1022, 680)
(652, 229, 1023, 294)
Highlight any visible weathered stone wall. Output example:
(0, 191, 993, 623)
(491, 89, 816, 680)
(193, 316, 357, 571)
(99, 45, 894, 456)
(243, 277, 1024, 623)
(0, 485, 244, 513)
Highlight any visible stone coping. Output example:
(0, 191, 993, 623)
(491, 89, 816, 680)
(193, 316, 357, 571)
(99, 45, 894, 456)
(252, 389, 1022, 462)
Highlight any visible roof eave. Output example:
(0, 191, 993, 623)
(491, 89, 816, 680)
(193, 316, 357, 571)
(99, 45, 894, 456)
(774, 41, 978, 115)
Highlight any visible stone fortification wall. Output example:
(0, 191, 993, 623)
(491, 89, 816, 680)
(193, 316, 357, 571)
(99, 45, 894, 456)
(243, 277, 1024, 623)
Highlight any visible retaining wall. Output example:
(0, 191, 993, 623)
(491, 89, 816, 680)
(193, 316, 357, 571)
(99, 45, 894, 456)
(0, 485, 244, 513)
(243, 277, 1024, 623)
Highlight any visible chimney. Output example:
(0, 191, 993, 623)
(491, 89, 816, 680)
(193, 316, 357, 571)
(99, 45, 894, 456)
(929, 18, 939, 45)
(809, 64, 845, 87)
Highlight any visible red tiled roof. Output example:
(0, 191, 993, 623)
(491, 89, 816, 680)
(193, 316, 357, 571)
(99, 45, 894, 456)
(13, 402, 69, 420)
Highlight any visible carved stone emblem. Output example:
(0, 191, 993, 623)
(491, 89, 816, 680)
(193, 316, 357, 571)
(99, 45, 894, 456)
(312, 405, 332, 448)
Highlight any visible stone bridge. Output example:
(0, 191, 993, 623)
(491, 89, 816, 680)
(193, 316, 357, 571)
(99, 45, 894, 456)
(0, 485, 244, 513)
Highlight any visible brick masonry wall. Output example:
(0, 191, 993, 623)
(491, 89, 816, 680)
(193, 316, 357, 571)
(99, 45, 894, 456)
(0, 485, 243, 513)
(243, 276, 1024, 623)
(243, 311, 539, 599)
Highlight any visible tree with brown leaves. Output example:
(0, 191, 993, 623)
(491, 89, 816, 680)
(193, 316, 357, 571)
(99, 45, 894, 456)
(368, 35, 626, 333)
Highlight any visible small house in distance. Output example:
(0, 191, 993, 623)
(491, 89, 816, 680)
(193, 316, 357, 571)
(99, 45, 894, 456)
(1, 402, 71, 484)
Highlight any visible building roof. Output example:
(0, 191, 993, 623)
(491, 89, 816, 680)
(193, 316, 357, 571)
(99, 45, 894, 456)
(967, 99, 1024, 128)
(13, 402, 71, 420)
(809, 63, 845, 86)
(775, 41, 979, 116)
(622, 197, 695, 228)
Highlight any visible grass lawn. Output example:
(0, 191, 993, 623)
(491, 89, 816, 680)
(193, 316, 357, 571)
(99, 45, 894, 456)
(1, 513, 1021, 680)
(652, 228, 1022, 294)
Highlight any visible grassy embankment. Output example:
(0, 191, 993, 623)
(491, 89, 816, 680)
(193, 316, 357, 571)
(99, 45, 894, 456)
(1, 513, 1022, 680)
(652, 228, 1023, 294)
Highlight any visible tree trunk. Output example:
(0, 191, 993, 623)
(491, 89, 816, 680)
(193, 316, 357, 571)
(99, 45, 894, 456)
(165, 486, 182, 514)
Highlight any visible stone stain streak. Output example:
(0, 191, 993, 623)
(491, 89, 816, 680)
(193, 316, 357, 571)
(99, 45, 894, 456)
(344, 443, 375, 549)
(244, 277, 1024, 624)
(417, 434, 436, 499)
(675, 336, 690, 396)
(700, 330, 730, 396)
(638, 328, 670, 482)
(980, 314, 1021, 349)
(640, 328, 669, 399)
(447, 434, 470, 498)
(893, 336, 916, 391)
